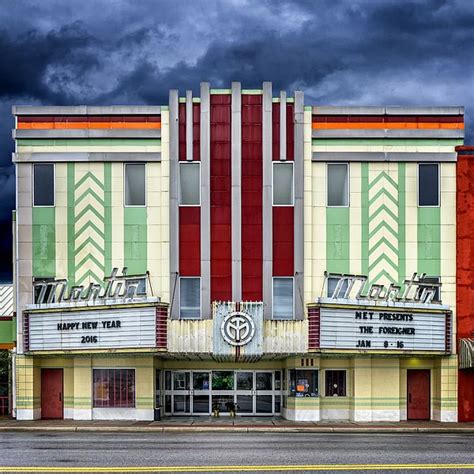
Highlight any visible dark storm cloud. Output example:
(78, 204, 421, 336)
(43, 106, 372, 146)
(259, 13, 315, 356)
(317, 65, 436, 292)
(0, 0, 473, 281)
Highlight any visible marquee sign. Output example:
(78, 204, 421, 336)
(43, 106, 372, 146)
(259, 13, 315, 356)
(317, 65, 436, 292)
(318, 307, 449, 352)
(25, 304, 160, 352)
(33, 268, 149, 306)
(324, 271, 442, 305)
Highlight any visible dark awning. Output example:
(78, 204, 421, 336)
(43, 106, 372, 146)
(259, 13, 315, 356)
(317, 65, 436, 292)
(459, 338, 474, 369)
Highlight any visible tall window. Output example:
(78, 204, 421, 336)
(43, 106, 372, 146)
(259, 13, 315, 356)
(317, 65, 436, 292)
(327, 163, 349, 207)
(125, 163, 146, 206)
(33, 163, 54, 206)
(180, 277, 200, 319)
(289, 369, 318, 397)
(273, 277, 294, 320)
(325, 370, 346, 397)
(179, 162, 200, 205)
(418, 163, 439, 206)
(93, 369, 135, 408)
(273, 162, 294, 205)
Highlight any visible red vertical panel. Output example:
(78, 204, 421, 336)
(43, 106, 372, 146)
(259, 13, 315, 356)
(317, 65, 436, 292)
(178, 103, 186, 161)
(179, 207, 201, 276)
(210, 95, 232, 301)
(193, 103, 201, 162)
(272, 103, 280, 161)
(241, 95, 263, 301)
(456, 150, 474, 421)
(286, 103, 294, 161)
(273, 207, 294, 276)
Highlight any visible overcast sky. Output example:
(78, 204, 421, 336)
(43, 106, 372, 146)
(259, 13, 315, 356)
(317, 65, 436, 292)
(0, 0, 473, 281)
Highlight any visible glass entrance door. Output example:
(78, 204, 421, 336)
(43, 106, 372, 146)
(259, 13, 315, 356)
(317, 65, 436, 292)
(163, 370, 282, 416)
(192, 371, 211, 414)
(172, 371, 190, 414)
(236, 372, 254, 414)
(255, 371, 274, 414)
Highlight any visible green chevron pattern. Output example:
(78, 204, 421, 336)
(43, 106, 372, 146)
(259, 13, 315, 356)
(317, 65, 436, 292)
(367, 169, 399, 286)
(73, 167, 106, 286)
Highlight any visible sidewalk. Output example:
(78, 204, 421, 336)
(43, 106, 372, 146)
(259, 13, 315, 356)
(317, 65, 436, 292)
(1, 417, 474, 433)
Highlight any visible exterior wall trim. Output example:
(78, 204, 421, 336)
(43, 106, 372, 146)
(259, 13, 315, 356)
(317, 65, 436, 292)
(13, 105, 162, 115)
(312, 106, 464, 115)
(13, 152, 161, 163)
(13, 129, 161, 139)
(312, 152, 457, 162)
(262, 82, 273, 319)
(294, 91, 304, 321)
(200, 82, 211, 319)
(312, 129, 464, 139)
(231, 82, 242, 302)
(169, 90, 179, 319)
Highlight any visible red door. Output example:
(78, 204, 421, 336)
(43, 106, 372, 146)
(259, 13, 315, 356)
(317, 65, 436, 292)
(41, 369, 63, 419)
(407, 369, 430, 420)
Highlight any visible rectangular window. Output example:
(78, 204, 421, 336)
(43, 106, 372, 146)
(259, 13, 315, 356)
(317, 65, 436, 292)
(289, 369, 318, 397)
(418, 163, 439, 206)
(273, 162, 294, 205)
(93, 369, 135, 408)
(327, 277, 349, 298)
(125, 163, 146, 206)
(180, 277, 200, 319)
(273, 277, 294, 320)
(33, 163, 54, 206)
(325, 370, 346, 397)
(179, 162, 200, 205)
(327, 163, 349, 207)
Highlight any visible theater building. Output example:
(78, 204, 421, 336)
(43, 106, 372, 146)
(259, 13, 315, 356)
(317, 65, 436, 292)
(12, 83, 463, 422)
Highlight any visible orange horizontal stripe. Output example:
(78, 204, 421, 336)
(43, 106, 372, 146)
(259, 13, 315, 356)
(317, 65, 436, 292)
(312, 122, 464, 130)
(0, 343, 15, 350)
(17, 122, 161, 130)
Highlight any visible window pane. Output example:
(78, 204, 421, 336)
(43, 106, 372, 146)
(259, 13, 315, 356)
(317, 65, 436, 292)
(34, 164, 54, 206)
(212, 371, 234, 390)
(93, 369, 135, 408)
(419, 164, 439, 206)
(325, 370, 346, 397)
(273, 278, 294, 320)
(289, 369, 318, 397)
(125, 164, 145, 206)
(273, 163, 293, 205)
(180, 163, 200, 205)
(180, 278, 200, 318)
(328, 163, 348, 206)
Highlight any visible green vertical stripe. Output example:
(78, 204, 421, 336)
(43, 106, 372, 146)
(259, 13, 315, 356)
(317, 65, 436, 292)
(67, 162, 75, 285)
(418, 207, 441, 275)
(124, 208, 147, 274)
(326, 207, 350, 273)
(398, 163, 406, 282)
(32, 207, 55, 277)
(361, 163, 369, 276)
(104, 163, 112, 276)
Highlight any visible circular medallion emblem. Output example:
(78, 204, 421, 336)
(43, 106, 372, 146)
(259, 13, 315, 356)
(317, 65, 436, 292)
(221, 311, 255, 346)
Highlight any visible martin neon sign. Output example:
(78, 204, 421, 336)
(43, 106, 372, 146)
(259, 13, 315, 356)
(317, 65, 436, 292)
(324, 272, 441, 305)
(33, 267, 150, 305)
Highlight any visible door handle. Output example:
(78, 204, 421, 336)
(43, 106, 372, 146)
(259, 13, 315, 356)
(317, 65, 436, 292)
(59, 392, 62, 402)
(408, 393, 411, 403)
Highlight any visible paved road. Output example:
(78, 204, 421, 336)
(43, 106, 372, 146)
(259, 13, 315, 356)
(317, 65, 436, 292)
(0, 432, 473, 473)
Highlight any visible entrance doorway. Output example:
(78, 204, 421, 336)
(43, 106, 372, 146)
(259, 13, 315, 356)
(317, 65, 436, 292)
(162, 370, 281, 416)
(407, 369, 430, 420)
(41, 368, 63, 419)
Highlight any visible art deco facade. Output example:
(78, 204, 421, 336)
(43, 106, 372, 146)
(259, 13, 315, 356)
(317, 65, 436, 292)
(11, 83, 464, 422)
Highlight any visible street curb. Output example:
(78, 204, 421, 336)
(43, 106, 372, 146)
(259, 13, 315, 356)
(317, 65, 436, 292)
(0, 426, 473, 434)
